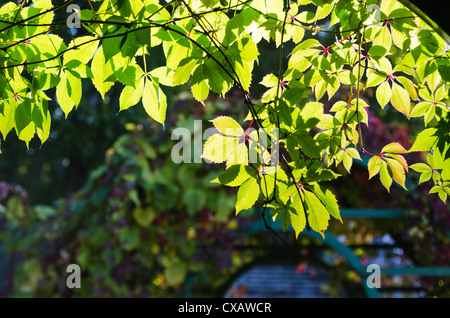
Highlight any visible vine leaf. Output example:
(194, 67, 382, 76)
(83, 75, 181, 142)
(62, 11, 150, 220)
(235, 177, 260, 215)
(210, 164, 254, 187)
(119, 77, 145, 111)
(303, 190, 329, 239)
(368, 155, 382, 180)
(289, 194, 307, 238)
(381, 142, 407, 154)
(211, 116, 244, 136)
(410, 163, 433, 184)
(367, 142, 408, 191)
(311, 183, 342, 223)
(191, 65, 209, 105)
(409, 128, 439, 152)
(90, 46, 115, 99)
(201, 116, 258, 167)
(376, 80, 391, 109)
(142, 76, 167, 126)
(391, 82, 410, 117)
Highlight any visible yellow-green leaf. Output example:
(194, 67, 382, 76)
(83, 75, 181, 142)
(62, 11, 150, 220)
(210, 116, 244, 136)
(368, 155, 382, 179)
(391, 82, 410, 116)
(119, 77, 144, 111)
(385, 157, 407, 190)
(290, 193, 307, 238)
(304, 190, 330, 238)
(379, 160, 392, 192)
(91, 46, 114, 98)
(201, 134, 236, 163)
(376, 80, 391, 109)
(142, 76, 167, 125)
(235, 177, 259, 215)
(381, 142, 407, 154)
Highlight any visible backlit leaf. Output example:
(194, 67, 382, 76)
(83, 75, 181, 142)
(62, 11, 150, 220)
(304, 190, 330, 237)
(142, 76, 167, 125)
(376, 80, 391, 109)
(210, 116, 244, 136)
(368, 155, 382, 179)
(235, 177, 259, 215)
(391, 82, 410, 116)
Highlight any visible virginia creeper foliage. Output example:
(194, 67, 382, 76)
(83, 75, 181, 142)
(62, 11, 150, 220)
(0, 0, 449, 238)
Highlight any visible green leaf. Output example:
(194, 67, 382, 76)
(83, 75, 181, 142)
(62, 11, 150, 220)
(210, 116, 244, 136)
(142, 76, 167, 125)
(379, 160, 392, 192)
(366, 72, 386, 88)
(150, 66, 174, 87)
(201, 134, 236, 163)
(410, 163, 432, 173)
(438, 189, 448, 203)
(0, 100, 16, 140)
(56, 70, 81, 117)
(373, 25, 392, 53)
(290, 194, 307, 238)
(210, 164, 253, 187)
(396, 76, 418, 101)
(388, 152, 409, 173)
(300, 101, 324, 121)
(172, 58, 197, 86)
(368, 155, 382, 179)
(296, 134, 321, 158)
(227, 141, 249, 168)
(91, 46, 114, 98)
(35, 99, 51, 145)
(304, 190, 330, 238)
(390, 82, 410, 116)
(385, 157, 407, 190)
(200, 0, 220, 8)
(376, 80, 391, 109)
(429, 185, 441, 194)
(120, 31, 142, 58)
(409, 128, 438, 152)
(410, 101, 433, 118)
(63, 36, 99, 68)
(418, 170, 432, 184)
(342, 151, 353, 173)
(281, 206, 291, 232)
(311, 183, 341, 223)
(191, 65, 209, 104)
(235, 177, 260, 215)
(381, 142, 407, 154)
(260, 73, 279, 88)
(102, 32, 123, 62)
(368, 45, 387, 59)
(119, 77, 145, 111)
(204, 58, 232, 96)
(347, 147, 361, 160)
(14, 101, 32, 134)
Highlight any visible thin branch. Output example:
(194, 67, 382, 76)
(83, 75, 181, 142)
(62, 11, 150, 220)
(260, 203, 291, 248)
